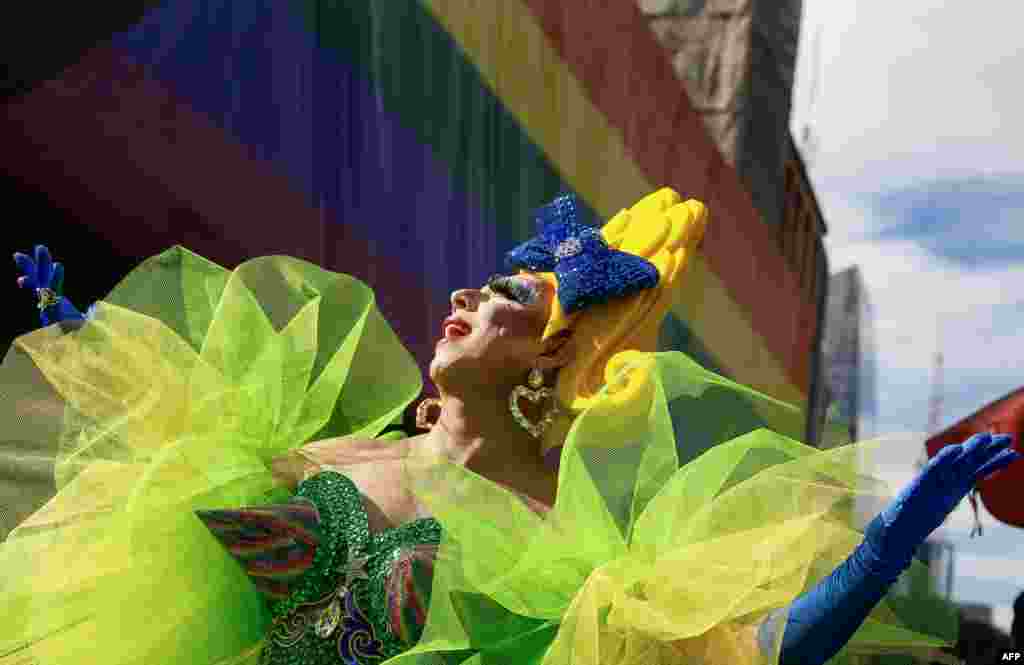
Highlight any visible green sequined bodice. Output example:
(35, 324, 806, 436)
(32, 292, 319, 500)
(260, 471, 442, 665)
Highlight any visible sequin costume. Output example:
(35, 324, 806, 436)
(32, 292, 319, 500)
(249, 472, 441, 665)
(0, 247, 429, 665)
(0, 193, 957, 665)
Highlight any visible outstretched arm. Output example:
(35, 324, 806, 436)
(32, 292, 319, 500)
(758, 513, 909, 665)
(762, 433, 1020, 665)
(14, 245, 88, 327)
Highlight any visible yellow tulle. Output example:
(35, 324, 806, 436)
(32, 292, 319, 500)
(0, 247, 422, 665)
(392, 351, 956, 665)
(0, 247, 955, 665)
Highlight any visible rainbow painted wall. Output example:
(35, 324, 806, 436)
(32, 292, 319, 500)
(0, 1, 817, 426)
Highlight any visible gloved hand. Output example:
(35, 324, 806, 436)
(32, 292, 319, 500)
(14, 245, 87, 326)
(766, 433, 1020, 665)
(878, 432, 1018, 566)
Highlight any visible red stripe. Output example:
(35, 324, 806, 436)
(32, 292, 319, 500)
(0, 45, 436, 376)
(521, 1, 814, 392)
(244, 550, 317, 576)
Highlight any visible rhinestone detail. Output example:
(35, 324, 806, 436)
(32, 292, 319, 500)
(260, 471, 441, 665)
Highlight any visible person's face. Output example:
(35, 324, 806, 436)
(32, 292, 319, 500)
(429, 273, 555, 393)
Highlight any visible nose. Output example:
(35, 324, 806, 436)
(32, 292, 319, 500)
(450, 288, 479, 312)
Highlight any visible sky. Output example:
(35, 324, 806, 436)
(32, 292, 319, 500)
(790, 0, 1024, 636)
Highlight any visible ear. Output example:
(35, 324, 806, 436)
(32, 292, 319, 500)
(535, 328, 575, 371)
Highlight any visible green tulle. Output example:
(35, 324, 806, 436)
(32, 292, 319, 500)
(0, 247, 422, 665)
(391, 351, 956, 665)
(0, 247, 955, 665)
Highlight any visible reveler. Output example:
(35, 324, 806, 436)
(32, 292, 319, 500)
(5, 190, 1017, 665)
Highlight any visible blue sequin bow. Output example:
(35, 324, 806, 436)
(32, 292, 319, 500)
(504, 193, 660, 314)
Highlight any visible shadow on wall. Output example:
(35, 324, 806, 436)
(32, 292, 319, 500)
(658, 314, 774, 466)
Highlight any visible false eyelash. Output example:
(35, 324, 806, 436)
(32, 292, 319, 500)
(486, 275, 538, 304)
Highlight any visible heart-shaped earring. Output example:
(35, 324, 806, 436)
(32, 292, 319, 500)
(509, 368, 559, 438)
(416, 398, 442, 430)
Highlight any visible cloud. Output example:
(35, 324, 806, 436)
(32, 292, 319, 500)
(791, 0, 1024, 631)
(867, 176, 1024, 269)
(816, 179, 1024, 632)
(793, 1, 1024, 185)
(818, 184, 1024, 441)
(816, 180, 1024, 560)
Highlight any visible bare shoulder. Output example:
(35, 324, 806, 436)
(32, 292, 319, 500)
(305, 433, 425, 531)
(304, 433, 413, 467)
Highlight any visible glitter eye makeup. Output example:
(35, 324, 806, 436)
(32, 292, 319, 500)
(484, 274, 540, 305)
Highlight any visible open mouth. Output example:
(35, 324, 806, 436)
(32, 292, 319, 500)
(442, 317, 472, 340)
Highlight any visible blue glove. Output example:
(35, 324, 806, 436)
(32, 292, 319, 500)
(14, 245, 87, 327)
(763, 433, 1020, 665)
(880, 432, 1018, 549)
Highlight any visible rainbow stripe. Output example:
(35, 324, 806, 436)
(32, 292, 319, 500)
(196, 499, 322, 601)
(0, 0, 812, 414)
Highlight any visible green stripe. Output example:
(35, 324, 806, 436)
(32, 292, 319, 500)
(293, 0, 566, 243)
(293, 0, 732, 389)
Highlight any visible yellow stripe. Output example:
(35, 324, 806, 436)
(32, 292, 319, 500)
(423, 0, 807, 410)
(675, 255, 806, 406)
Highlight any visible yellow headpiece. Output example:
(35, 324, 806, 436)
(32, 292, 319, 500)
(527, 188, 708, 457)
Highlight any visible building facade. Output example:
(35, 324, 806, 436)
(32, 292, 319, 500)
(638, 0, 831, 447)
(816, 266, 878, 448)
(2, 0, 832, 534)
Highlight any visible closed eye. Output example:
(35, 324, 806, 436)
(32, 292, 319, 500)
(485, 275, 537, 304)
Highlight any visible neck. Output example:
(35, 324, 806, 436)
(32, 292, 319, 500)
(420, 385, 550, 483)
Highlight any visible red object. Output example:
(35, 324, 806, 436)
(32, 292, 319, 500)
(925, 387, 1024, 529)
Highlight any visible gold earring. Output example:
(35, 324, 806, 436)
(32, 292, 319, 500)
(416, 398, 442, 430)
(509, 368, 559, 438)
